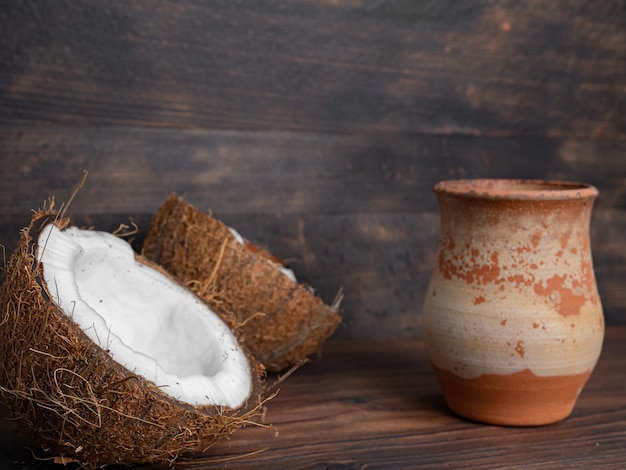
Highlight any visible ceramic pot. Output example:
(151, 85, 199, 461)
(422, 179, 604, 426)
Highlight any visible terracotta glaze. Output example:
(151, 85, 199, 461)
(422, 179, 604, 426)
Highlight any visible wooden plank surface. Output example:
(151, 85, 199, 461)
(1, 0, 624, 140)
(2, 325, 626, 469)
(2, 127, 626, 217)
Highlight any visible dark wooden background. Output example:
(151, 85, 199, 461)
(1, 0, 625, 338)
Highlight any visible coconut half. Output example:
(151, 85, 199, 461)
(0, 208, 266, 467)
(141, 194, 342, 372)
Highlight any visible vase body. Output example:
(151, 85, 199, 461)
(422, 179, 604, 426)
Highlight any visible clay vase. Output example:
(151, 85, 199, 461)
(422, 179, 604, 426)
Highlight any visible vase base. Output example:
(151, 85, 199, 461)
(431, 364, 591, 426)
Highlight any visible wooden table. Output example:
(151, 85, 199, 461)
(2, 326, 625, 469)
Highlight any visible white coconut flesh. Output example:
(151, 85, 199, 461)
(36, 224, 252, 409)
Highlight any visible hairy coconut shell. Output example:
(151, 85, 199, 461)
(142, 195, 342, 372)
(0, 207, 267, 468)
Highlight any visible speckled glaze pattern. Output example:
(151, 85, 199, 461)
(422, 179, 604, 426)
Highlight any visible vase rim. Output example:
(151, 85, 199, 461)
(434, 179, 598, 201)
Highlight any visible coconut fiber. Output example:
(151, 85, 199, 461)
(142, 194, 342, 372)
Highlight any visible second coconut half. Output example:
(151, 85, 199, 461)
(141, 195, 342, 372)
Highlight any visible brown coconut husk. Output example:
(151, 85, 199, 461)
(0, 203, 269, 468)
(141, 194, 342, 372)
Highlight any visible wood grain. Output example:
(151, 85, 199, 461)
(1, 0, 624, 139)
(2, 127, 626, 217)
(2, 326, 626, 469)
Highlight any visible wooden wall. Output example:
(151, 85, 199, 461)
(1, 0, 625, 338)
